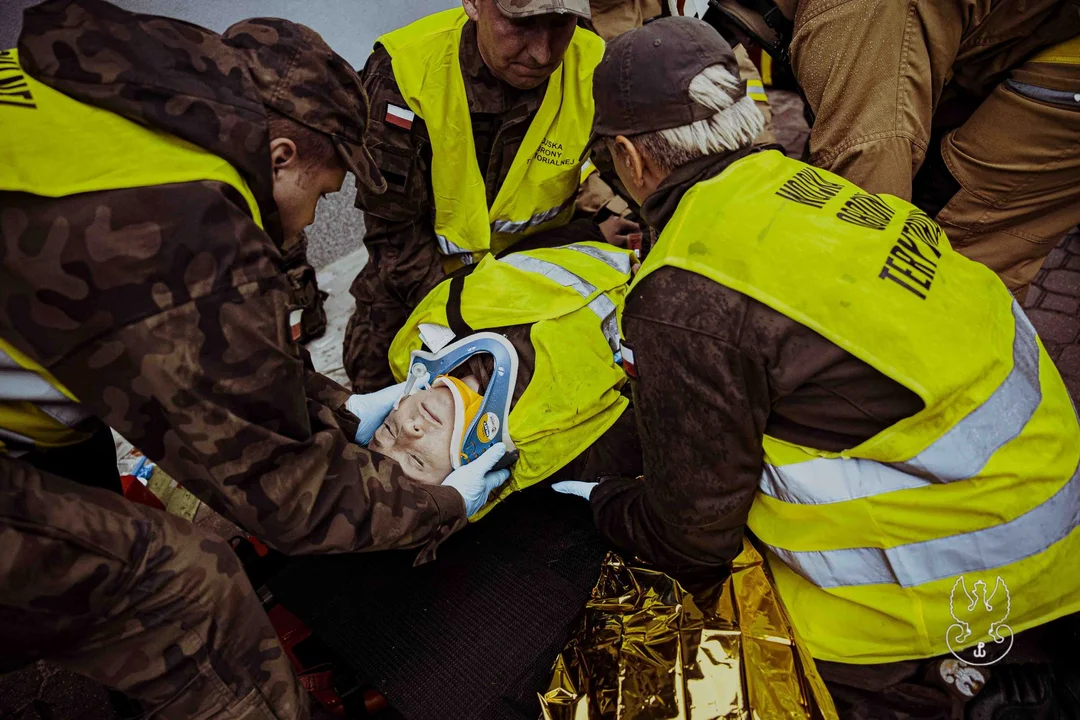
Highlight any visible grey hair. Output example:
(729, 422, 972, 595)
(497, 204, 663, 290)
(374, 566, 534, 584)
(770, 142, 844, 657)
(632, 64, 765, 173)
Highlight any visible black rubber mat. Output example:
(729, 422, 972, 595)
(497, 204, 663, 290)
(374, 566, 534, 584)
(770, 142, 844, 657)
(268, 484, 610, 720)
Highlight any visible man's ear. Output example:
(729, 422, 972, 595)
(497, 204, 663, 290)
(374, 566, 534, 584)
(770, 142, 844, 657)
(462, 0, 480, 22)
(269, 137, 298, 175)
(614, 135, 646, 189)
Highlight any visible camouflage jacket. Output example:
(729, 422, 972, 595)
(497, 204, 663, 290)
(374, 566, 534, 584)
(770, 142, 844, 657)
(1, 0, 466, 559)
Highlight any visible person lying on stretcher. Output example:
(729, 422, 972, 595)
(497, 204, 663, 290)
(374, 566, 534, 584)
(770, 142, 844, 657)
(355, 232, 644, 518)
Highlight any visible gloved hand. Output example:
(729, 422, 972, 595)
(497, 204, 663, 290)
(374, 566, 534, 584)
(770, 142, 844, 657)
(552, 481, 598, 500)
(346, 380, 409, 445)
(444, 442, 511, 516)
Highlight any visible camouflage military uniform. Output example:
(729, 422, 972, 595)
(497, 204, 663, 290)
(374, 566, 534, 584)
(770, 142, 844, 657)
(1, 457, 303, 720)
(2, 1, 467, 716)
(344, 19, 601, 393)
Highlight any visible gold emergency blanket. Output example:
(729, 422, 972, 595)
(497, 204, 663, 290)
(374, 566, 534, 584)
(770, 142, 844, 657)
(540, 541, 838, 719)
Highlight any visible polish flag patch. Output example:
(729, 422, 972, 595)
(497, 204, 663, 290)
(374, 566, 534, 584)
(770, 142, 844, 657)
(619, 342, 637, 378)
(385, 103, 415, 130)
(289, 309, 303, 342)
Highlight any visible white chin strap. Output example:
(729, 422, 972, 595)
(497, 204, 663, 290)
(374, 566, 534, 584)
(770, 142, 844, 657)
(394, 363, 433, 410)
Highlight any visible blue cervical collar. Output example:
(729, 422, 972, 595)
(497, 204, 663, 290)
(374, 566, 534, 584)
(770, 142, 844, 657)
(402, 332, 519, 470)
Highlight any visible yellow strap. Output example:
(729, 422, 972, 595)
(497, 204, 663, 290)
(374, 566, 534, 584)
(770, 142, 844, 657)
(1031, 36, 1080, 65)
(761, 53, 773, 86)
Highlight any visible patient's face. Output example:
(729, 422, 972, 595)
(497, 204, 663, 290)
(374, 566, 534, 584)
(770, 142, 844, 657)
(369, 386, 456, 485)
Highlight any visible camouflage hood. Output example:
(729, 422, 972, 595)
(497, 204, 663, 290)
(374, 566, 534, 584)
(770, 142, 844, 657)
(17, 0, 284, 242)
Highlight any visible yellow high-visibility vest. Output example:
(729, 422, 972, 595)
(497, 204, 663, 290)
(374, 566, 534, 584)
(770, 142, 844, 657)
(389, 242, 633, 519)
(0, 49, 262, 452)
(631, 149, 1080, 664)
(378, 9, 603, 264)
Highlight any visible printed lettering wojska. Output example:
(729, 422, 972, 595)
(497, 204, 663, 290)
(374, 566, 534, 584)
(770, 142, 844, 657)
(534, 139, 575, 167)
(0, 50, 37, 109)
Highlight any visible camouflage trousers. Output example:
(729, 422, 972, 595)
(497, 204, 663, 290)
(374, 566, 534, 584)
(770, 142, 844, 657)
(0, 455, 307, 720)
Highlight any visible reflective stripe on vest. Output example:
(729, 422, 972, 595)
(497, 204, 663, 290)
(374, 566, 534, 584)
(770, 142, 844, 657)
(759, 302, 1040, 505)
(491, 196, 577, 236)
(746, 79, 768, 102)
(580, 159, 598, 183)
(564, 242, 633, 275)
(0, 352, 91, 427)
(0, 348, 70, 403)
(765, 456, 1080, 589)
(0, 340, 91, 451)
(758, 300, 1078, 591)
(500, 254, 621, 351)
(437, 234, 474, 259)
(378, 10, 602, 258)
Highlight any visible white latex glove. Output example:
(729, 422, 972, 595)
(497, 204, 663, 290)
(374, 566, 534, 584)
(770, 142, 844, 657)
(552, 481, 598, 500)
(346, 381, 409, 445)
(444, 443, 511, 516)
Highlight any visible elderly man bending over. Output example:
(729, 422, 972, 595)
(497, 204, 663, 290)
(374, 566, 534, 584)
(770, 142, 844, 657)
(555, 17, 1080, 720)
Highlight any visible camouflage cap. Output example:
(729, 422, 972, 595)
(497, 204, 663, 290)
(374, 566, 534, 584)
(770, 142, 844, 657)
(224, 18, 386, 194)
(494, 0, 592, 19)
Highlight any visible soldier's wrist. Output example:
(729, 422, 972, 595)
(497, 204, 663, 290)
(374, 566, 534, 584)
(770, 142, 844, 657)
(425, 482, 469, 522)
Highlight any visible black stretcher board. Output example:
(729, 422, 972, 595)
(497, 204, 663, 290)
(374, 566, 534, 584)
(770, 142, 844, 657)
(268, 485, 610, 720)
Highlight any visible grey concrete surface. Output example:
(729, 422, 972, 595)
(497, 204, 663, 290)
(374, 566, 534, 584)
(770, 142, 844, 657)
(308, 173, 366, 270)
(308, 246, 367, 385)
(1, 0, 456, 269)
(0, 663, 116, 720)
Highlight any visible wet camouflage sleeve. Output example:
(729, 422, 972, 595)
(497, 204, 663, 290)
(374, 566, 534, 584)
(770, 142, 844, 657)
(0, 455, 306, 719)
(590, 268, 769, 576)
(0, 182, 467, 558)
